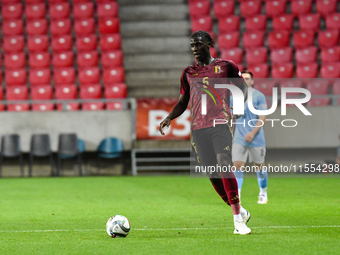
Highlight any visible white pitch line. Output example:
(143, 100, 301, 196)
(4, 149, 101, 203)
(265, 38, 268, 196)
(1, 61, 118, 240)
(0, 225, 339, 233)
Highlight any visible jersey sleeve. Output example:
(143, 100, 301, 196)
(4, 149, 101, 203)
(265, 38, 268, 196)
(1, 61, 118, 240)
(256, 92, 268, 111)
(225, 60, 244, 88)
(179, 67, 190, 95)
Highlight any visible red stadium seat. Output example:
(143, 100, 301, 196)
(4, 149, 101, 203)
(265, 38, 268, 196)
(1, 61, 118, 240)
(210, 47, 217, 58)
(103, 67, 125, 84)
(106, 101, 123, 110)
(189, 0, 210, 18)
(5, 69, 27, 85)
(272, 14, 294, 31)
(82, 102, 105, 111)
(320, 63, 340, 78)
(2, 20, 24, 36)
(78, 67, 100, 85)
(326, 13, 340, 30)
(247, 64, 269, 78)
(49, 3, 70, 19)
(279, 79, 303, 89)
(240, 0, 262, 18)
(253, 79, 277, 96)
(245, 47, 268, 66)
(57, 103, 80, 111)
(296, 63, 318, 78)
(26, 19, 48, 35)
(220, 48, 243, 64)
(105, 83, 127, 99)
(31, 85, 53, 100)
(6, 86, 28, 101)
(51, 35, 73, 52)
(7, 104, 30, 111)
(265, 0, 287, 17)
(76, 34, 98, 51)
(270, 47, 293, 65)
(291, 0, 312, 16)
(191, 16, 213, 32)
(307, 98, 330, 106)
(98, 18, 120, 34)
(218, 32, 240, 49)
(213, 0, 235, 19)
(97, 2, 119, 18)
(242, 31, 265, 49)
(293, 30, 315, 49)
(47, 0, 69, 3)
(218, 16, 240, 33)
(55, 84, 78, 100)
(3, 36, 25, 53)
(320, 47, 340, 63)
(32, 104, 55, 111)
(96, 0, 116, 2)
(50, 19, 72, 35)
(295, 47, 318, 64)
(332, 81, 340, 94)
(268, 30, 290, 49)
(74, 18, 96, 35)
(299, 14, 320, 31)
(26, 0, 45, 3)
(100, 34, 122, 51)
(29, 69, 51, 86)
(318, 30, 339, 48)
(80, 84, 102, 99)
(54, 68, 76, 85)
(25, 3, 46, 19)
(245, 15, 266, 31)
(101, 51, 124, 68)
(52, 52, 74, 68)
(271, 63, 294, 78)
(4, 53, 26, 70)
(305, 79, 329, 95)
(27, 35, 49, 52)
(29, 52, 50, 68)
(77, 51, 99, 68)
(1, 3, 23, 20)
(316, 0, 337, 18)
(73, 2, 94, 19)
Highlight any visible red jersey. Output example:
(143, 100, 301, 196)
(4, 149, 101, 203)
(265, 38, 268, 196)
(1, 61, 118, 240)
(180, 58, 244, 130)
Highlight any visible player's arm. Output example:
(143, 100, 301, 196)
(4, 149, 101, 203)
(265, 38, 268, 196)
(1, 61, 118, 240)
(244, 115, 266, 143)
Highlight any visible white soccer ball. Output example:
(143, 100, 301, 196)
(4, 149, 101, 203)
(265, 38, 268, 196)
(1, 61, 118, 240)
(106, 215, 131, 238)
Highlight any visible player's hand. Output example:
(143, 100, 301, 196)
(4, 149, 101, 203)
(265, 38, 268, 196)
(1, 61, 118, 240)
(159, 117, 171, 136)
(244, 132, 255, 143)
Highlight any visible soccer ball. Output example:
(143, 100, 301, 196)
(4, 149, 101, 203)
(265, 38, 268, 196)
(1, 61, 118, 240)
(106, 215, 131, 238)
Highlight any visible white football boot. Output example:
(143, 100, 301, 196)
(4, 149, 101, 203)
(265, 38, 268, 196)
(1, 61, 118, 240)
(240, 208, 251, 224)
(257, 194, 268, 204)
(234, 220, 251, 235)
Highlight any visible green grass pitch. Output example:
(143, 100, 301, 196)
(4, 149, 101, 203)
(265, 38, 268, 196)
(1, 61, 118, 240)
(0, 176, 339, 255)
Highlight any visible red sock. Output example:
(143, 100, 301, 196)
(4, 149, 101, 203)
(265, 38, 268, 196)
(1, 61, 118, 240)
(221, 172, 240, 206)
(210, 178, 230, 205)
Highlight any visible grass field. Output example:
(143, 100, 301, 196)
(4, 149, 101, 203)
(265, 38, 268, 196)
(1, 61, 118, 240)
(0, 176, 339, 255)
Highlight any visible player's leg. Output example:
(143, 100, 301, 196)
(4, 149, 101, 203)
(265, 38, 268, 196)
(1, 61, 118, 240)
(231, 144, 248, 201)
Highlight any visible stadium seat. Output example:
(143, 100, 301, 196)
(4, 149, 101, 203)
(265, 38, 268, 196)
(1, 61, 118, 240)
(78, 67, 100, 85)
(279, 79, 303, 90)
(299, 14, 320, 31)
(271, 63, 294, 78)
(50, 19, 72, 35)
(26, 19, 48, 35)
(47, 0, 69, 3)
(77, 51, 99, 68)
(320, 47, 340, 63)
(27, 35, 49, 52)
(316, 0, 337, 18)
(29, 69, 51, 86)
(98, 18, 120, 34)
(32, 104, 55, 111)
(103, 67, 125, 84)
(26, 0, 45, 2)
(305, 79, 329, 95)
(5, 69, 27, 86)
(296, 63, 318, 78)
(332, 81, 340, 94)
(218, 32, 240, 49)
(53, 68, 76, 85)
(218, 16, 240, 33)
(318, 30, 339, 48)
(245, 15, 267, 31)
(293, 30, 315, 49)
(74, 18, 96, 35)
(76, 34, 98, 51)
(100, 34, 122, 51)
(29, 52, 51, 68)
(25, 3, 46, 19)
(4, 53, 26, 70)
(295, 47, 318, 64)
(97, 2, 119, 18)
(189, 0, 210, 18)
(2, 20, 24, 36)
(213, 0, 235, 19)
(210, 47, 218, 58)
(31, 85, 53, 100)
(51, 35, 73, 52)
(82, 102, 105, 111)
(57, 103, 80, 111)
(268, 30, 290, 49)
(3, 36, 25, 53)
(247, 64, 269, 78)
(272, 14, 294, 31)
(307, 98, 330, 106)
(7, 104, 30, 112)
(101, 51, 124, 68)
(291, 0, 312, 16)
(191, 16, 213, 32)
(220, 48, 243, 64)
(270, 47, 293, 65)
(105, 83, 127, 99)
(325, 13, 340, 30)
(265, 0, 287, 17)
(49, 3, 70, 19)
(253, 79, 277, 96)
(6, 86, 29, 101)
(1, 3, 23, 20)
(55, 85, 79, 111)
(80, 84, 102, 99)
(106, 101, 123, 110)
(240, 0, 262, 18)
(52, 52, 74, 68)
(73, 2, 94, 19)
(242, 31, 265, 49)
(320, 63, 340, 78)
(245, 47, 268, 66)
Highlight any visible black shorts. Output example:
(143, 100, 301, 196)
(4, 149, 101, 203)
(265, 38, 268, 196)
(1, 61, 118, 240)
(191, 124, 233, 167)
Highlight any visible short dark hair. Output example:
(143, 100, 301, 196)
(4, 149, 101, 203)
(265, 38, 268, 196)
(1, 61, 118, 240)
(191, 30, 215, 48)
(241, 70, 254, 79)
